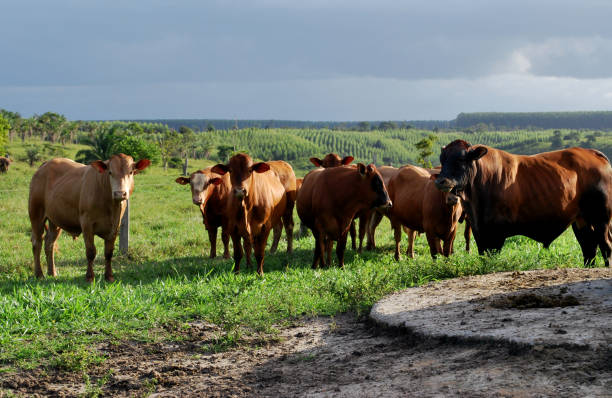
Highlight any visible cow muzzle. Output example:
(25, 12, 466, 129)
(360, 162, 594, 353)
(192, 197, 203, 205)
(434, 177, 454, 193)
(233, 187, 246, 200)
(377, 200, 393, 212)
(446, 194, 459, 206)
(113, 190, 128, 201)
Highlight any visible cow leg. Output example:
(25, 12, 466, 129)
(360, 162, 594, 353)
(367, 211, 383, 251)
(336, 233, 348, 268)
(103, 238, 115, 282)
(269, 222, 282, 254)
(83, 229, 96, 282)
(426, 233, 443, 259)
(596, 223, 612, 267)
(312, 230, 323, 269)
(30, 216, 45, 279)
(254, 228, 271, 276)
(350, 220, 356, 250)
(44, 221, 62, 277)
(221, 227, 231, 259)
(357, 214, 367, 253)
(325, 237, 333, 267)
(393, 221, 402, 261)
(572, 223, 598, 266)
(231, 231, 243, 273)
(406, 228, 417, 259)
(443, 229, 457, 257)
(282, 206, 294, 254)
(243, 237, 253, 268)
(464, 222, 472, 253)
(208, 226, 218, 259)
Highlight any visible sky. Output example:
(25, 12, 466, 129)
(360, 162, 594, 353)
(2, 0, 612, 121)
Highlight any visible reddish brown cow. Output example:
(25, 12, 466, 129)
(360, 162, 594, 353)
(295, 177, 310, 238)
(297, 164, 392, 268)
(0, 156, 12, 173)
(28, 154, 150, 281)
(434, 140, 612, 266)
(364, 165, 400, 250)
(175, 167, 232, 259)
(267, 160, 297, 254)
(211, 153, 288, 275)
(388, 165, 463, 260)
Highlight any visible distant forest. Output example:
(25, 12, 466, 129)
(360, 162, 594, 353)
(128, 111, 612, 132)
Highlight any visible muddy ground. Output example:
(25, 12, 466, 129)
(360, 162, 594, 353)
(2, 268, 611, 397)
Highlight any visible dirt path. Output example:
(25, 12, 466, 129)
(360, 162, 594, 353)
(2, 269, 611, 397)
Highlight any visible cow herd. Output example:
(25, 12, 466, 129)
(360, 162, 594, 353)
(25, 139, 612, 281)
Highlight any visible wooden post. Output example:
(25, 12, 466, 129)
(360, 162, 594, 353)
(119, 199, 129, 254)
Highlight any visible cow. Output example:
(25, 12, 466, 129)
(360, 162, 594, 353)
(175, 167, 232, 259)
(266, 160, 297, 254)
(28, 154, 151, 281)
(434, 139, 612, 266)
(309, 153, 359, 249)
(295, 177, 310, 238)
(364, 165, 400, 251)
(297, 163, 392, 268)
(388, 165, 463, 260)
(211, 153, 288, 275)
(0, 156, 11, 173)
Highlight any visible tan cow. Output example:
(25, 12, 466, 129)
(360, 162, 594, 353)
(175, 167, 232, 259)
(388, 165, 463, 260)
(28, 154, 150, 281)
(267, 160, 297, 254)
(211, 153, 287, 275)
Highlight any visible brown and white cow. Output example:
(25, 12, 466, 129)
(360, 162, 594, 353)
(266, 160, 297, 254)
(388, 165, 463, 260)
(0, 156, 12, 173)
(175, 167, 232, 259)
(28, 154, 150, 281)
(211, 153, 288, 275)
(297, 164, 392, 268)
(434, 140, 612, 266)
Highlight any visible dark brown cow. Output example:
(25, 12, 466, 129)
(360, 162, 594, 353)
(434, 140, 612, 266)
(295, 177, 310, 238)
(267, 160, 297, 254)
(175, 167, 232, 259)
(364, 165, 400, 250)
(309, 153, 358, 249)
(211, 153, 287, 275)
(28, 154, 150, 281)
(297, 164, 392, 268)
(0, 156, 12, 173)
(388, 165, 463, 260)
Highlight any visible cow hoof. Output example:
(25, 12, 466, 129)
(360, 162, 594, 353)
(223, 253, 230, 259)
(86, 275, 95, 283)
(105, 275, 115, 282)
(35, 273, 44, 279)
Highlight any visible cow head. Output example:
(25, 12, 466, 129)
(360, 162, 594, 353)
(434, 140, 487, 194)
(430, 173, 460, 206)
(357, 163, 393, 211)
(175, 170, 223, 205)
(211, 153, 269, 201)
(310, 153, 354, 168)
(90, 154, 151, 201)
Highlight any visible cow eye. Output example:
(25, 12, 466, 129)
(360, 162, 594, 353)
(108, 171, 112, 176)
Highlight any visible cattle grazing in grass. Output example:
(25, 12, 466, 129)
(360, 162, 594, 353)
(175, 167, 232, 259)
(28, 154, 151, 281)
(211, 153, 288, 275)
(387, 165, 464, 260)
(0, 156, 12, 173)
(297, 163, 392, 268)
(434, 140, 612, 266)
(266, 160, 297, 254)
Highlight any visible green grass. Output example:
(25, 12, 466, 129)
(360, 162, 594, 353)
(0, 139, 604, 372)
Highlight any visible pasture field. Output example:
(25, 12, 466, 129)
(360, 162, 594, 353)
(0, 138, 603, 378)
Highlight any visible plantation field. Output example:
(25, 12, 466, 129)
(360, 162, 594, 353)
(0, 136, 609, 395)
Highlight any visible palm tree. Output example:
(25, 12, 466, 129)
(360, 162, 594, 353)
(75, 126, 120, 163)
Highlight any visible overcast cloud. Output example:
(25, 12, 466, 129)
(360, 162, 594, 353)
(2, 0, 612, 120)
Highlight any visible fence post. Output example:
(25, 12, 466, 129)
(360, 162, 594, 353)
(119, 199, 129, 254)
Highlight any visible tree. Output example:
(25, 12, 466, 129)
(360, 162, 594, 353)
(206, 122, 215, 132)
(550, 130, 563, 149)
(157, 129, 180, 171)
(0, 115, 9, 155)
(22, 145, 42, 167)
(0, 109, 21, 142)
(217, 145, 234, 162)
(415, 134, 438, 168)
(36, 112, 66, 143)
(114, 135, 161, 164)
(378, 121, 397, 131)
(357, 121, 370, 131)
(75, 126, 120, 163)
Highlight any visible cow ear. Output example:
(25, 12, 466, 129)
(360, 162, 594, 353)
(90, 160, 108, 173)
(341, 156, 354, 165)
(429, 173, 440, 181)
(467, 147, 487, 162)
(366, 164, 376, 175)
(175, 177, 190, 185)
(209, 177, 223, 186)
(251, 162, 270, 173)
(211, 164, 230, 175)
(357, 163, 367, 177)
(134, 159, 151, 173)
(310, 157, 323, 167)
